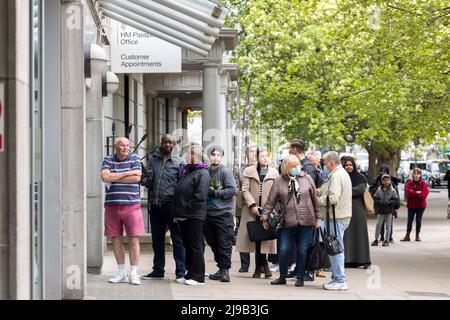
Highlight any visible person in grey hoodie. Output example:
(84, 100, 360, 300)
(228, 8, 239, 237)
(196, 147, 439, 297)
(372, 174, 400, 247)
(204, 145, 237, 282)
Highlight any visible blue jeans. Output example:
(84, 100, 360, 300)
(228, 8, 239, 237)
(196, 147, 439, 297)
(149, 204, 186, 278)
(407, 208, 425, 233)
(278, 225, 314, 277)
(322, 219, 350, 283)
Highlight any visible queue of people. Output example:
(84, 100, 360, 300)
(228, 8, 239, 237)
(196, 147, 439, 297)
(100, 136, 429, 290)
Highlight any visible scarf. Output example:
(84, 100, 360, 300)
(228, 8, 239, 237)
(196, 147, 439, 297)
(183, 162, 208, 177)
(287, 175, 301, 204)
(344, 157, 367, 187)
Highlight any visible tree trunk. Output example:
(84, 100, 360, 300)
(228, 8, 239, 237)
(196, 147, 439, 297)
(367, 145, 401, 183)
(367, 145, 378, 184)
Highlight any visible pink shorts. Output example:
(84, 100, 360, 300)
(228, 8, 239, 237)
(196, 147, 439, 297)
(105, 204, 145, 237)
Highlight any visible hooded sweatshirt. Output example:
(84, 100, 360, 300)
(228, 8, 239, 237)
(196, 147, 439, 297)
(373, 178, 399, 215)
(207, 164, 237, 216)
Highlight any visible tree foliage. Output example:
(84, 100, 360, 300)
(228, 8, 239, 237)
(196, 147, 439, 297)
(225, 0, 450, 179)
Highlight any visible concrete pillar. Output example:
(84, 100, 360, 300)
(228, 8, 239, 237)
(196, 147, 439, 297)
(86, 70, 104, 274)
(0, 0, 31, 300)
(218, 92, 228, 163)
(202, 63, 223, 151)
(226, 94, 233, 168)
(60, 0, 86, 299)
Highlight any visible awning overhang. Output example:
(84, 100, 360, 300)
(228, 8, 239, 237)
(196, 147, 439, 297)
(100, 0, 229, 57)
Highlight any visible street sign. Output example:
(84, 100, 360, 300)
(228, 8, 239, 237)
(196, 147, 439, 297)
(0, 82, 4, 152)
(110, 20, 181, 74)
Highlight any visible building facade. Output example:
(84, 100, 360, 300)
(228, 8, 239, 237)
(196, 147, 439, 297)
(0, 0, 238, 300)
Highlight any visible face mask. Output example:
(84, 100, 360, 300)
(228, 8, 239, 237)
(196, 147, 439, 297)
(322, 166, 329, 177)
(290, 167, 300, 176)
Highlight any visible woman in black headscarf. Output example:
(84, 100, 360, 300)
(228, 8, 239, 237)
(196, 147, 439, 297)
(342, 156, 371, 269)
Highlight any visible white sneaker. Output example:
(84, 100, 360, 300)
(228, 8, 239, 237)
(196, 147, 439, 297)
(129, 274, 141, 285)
(323, 281, 348, 290)
(108, 273, 129, 284)
(270, 264, 280, 272)
(289, 263, 296, 272)
(204, 272, 209, 277)
(175, 277, 186, 284)
(185, 279, 205, 286)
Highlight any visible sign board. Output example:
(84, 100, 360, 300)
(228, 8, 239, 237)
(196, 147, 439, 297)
(0, 82, 4, 152)
(110, 20, 181, 74)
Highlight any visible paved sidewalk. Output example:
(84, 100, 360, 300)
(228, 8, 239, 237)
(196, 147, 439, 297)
(86, 187, 450, 300)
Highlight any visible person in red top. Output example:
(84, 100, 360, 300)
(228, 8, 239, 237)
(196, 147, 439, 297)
(401, 168, 429, 242)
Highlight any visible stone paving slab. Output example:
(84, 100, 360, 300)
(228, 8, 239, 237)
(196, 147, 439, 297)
(87, 187, 450, 300)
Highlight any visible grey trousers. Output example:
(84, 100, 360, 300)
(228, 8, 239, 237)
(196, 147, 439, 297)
(375, 214, 393, 240)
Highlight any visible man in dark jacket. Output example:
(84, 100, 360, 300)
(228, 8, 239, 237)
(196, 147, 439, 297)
(289, 139, 320, 187)
(204, 145, 237, 282)
(141, 134, 186, 282)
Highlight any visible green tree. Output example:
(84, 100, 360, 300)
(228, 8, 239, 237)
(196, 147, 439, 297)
(226, 0, 450, 181)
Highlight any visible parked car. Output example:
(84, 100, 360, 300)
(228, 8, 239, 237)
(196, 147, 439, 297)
(427, 159, 450, 188)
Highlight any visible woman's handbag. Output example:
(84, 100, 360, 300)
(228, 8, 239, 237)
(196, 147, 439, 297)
(246, 209, 279, 242)
(322, 196, 344, 256)
(246, 219, 277, 241)
(363, 188, 375, 215)
(306, 229, 331, 271)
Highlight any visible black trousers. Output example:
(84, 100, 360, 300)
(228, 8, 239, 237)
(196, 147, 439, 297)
(255, 241, 268, 268)
(236, 216, 250, 269)
(179, 219, 205, 283)
(204, 213, 235, 270)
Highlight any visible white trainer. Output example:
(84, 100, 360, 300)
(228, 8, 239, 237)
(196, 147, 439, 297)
(185, 279, 205, 286)
(175, 277, 186, 284)
(323, 281, 348, 291)
(108, 273, 129, 284)
(270, 264, 280, 272)
(129, 274, 141, 285)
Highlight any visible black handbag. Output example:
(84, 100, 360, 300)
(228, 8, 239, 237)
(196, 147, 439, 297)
(246, 219, 277, 242)
(322, 196, 344, 256)
(306, 229, 331, 271)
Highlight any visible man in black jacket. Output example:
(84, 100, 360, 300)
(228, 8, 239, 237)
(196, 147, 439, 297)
(141, 134, 186, 283)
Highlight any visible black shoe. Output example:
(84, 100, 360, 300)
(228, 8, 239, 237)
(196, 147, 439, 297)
(141, 271, 164, 280)
(382, 240, 389, 247)
(286, 271, 296, 280)
(295, 278, 304, 287)
(371, 240, 378, 246)
(271, 276, 287, 285)
(303, 271, 315, 281)
(380, 237, 384, 241)
(220, 269, 230, 282)
(238, 267, 248, 273)
(209, 269, 223, 281)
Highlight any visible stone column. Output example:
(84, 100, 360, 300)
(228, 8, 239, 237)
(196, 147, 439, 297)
(226, 93, 233, 168)
(202, 63, 223, 151)
(0, 0, 31, 300)
(60, 0, 86, 299)
(86, 70, 104, 274)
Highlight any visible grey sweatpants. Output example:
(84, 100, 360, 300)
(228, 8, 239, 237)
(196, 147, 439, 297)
(375, 214, 393, 240)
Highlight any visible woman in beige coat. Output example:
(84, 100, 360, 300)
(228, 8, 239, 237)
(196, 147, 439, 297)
(235, 148, 278, 278)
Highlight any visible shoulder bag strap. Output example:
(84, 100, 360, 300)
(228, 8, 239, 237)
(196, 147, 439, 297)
(332, 203, 338, 235)
(326, 195, 331, 235)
